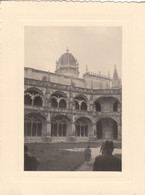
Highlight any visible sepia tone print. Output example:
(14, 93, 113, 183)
(24, 26, 122, 171)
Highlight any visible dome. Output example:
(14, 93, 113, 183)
(57, 48, 78, 66)
(55, 48, 79, 78)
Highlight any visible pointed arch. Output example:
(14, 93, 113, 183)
(25, 87, 43, 96)
(113, 100, 120, 112)
(95, 101, 101, 112)
(75, 117, 92, 137)
(24, 87, 43, 106)
(51, 115, 70, 137)
(81, 101, 87, 111)
(24, 113, 45, 137)
(33, 95, 43, 106)
(74, 94, 88, 101)
(24, 94, 32, 105)
(59, 99, 67, 108)
(50, 91, 67, 108)
(96, 118, 118, 139)
(51, 91, 67, 98)
(73, 94, 88, 111)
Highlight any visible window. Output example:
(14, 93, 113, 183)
(95, 102, 101, 112)
(51, 98, 57, 108)
(81, 102, 87, 111)
(33, 96, 43, 106)
(74, 101, 79, 110)
(50, 92, 67, 109)
(24, 118, 42, 137)
(24, 94, 32, 105)
(74, 96, 87, 111)
(24, 88, 43, 106)
(59, 99, 67, 108)
(76, 121, 88, 137)
(51, 120, 67, 137)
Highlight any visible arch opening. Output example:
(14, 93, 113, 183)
(51, 116, 69, 137)
(24, 94, 32, 105)
(75, 117, 91, 137)
(50, 92, 67, 108)
(24, 115, 43, 137)
(81, 102, 87, 111)
(59, 99, 67, 108)
(33, 96, 43, 106)
(113, 101, 120, 112)
(51, 98, 57, 108)
(24, 88, 43, 106)
(74, 95, 87, 111)
(96, 118, 118, 140)
(95, 101, 101, 112)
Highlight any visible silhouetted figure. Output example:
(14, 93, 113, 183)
(84, 145, 92, 164)
(24, 145, 40, 171)
(93, 141, 121, 171)
(100, 142, 105, 154)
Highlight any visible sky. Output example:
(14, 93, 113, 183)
(25, 26, 122, 78)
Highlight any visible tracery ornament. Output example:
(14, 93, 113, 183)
(50, 91, 67, 109)
(73, 95, 87, 111)
(24, 88, 43, 106)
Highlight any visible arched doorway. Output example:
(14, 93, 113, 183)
(96, 118, 118, 139)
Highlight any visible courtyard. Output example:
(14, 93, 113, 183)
(25, 142, 122, 171)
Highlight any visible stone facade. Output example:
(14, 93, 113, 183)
(24, 49, 122, 143)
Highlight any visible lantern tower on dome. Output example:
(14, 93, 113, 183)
(55, 48, 79, 78)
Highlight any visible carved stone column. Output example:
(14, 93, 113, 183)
(67, 115, 76, 142)
(45, 87, 50, 108)
(46, 113, 51, 137)
(89, 99, 94, 112)
(89, 123, 96, 141)
(69, 98, 73, 110)
(71, 122, 76, 136)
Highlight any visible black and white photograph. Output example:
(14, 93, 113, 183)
(24, 26, 122, 171)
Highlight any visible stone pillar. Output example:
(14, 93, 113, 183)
(93, 123, 96, 136)
(89, 99, 94, 112)
(71, 115, 76, 136)
(67, 115, 76, 142)
(46, 113, 51, 139)
(45, 89, 50, 108)
(69, 92, 73, 109)
(89, 123, 96, 141)
(71, 122, 76, 136)
(46, 122, 51, 136)
(48, 100, 51, 108)
(69, 99, 73, 110)
(42, 97, 45, 107)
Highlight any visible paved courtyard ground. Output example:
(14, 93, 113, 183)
(66, 147, 122, 171)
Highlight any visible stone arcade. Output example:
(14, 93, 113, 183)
(24, 49, 122, 143)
